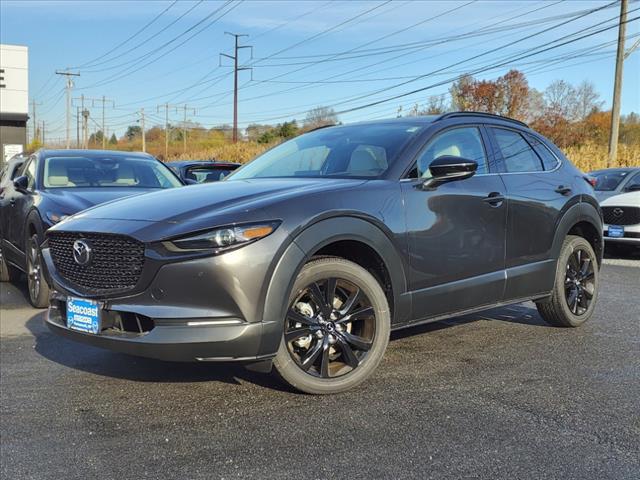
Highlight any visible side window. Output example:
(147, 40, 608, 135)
(526, 134, 560, 171)
(413, 127, 488, 178)
(491, 128, 543, 173)
(19, 158, 37, 189)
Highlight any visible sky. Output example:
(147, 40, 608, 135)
(1, 0, 639, 143)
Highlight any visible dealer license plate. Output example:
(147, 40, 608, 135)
(66, 297, 101, 334)
(608, 225, 624, 238)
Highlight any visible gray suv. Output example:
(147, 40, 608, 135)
(42, 113, 603, 394)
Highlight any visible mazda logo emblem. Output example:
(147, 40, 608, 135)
(613, 208, 624, 217)
(72, 239, 92, 266)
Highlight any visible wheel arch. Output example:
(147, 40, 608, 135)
(552, 201, 604, 266)
(257, 216, 409, 357)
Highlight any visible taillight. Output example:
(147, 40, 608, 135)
(584, 175, 597, 188)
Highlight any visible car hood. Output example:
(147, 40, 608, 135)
(600, 191, 640, 207)
(43, 187, 162, 214)
(66, 178, 366, 224)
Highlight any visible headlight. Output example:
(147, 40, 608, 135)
(46, 211, 69, 224)
(168, 221, 280, 252)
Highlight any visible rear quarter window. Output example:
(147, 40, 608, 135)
(526, 134, 560, 171)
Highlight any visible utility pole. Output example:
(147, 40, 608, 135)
(156, 103, 183, 159)
(96, 96, 115, 149)
(76, 106, 80, 147)
(138, 108, 146, 153)
(82, 109, 90, 148)
(157, 103, 170, 160)
(41, 121, 45, 146)
(220, 32, 252, 143)
(608, 0, 628, 167)
(55, 70, 80, 149)
(180, 104, 196, 154)
(31, 100, 42, 143)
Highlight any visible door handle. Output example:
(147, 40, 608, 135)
(483, 192, 505, 207)
(555, 185, 572, 195)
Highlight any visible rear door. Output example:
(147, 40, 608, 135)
(401, 124, 507, 321)
(487, 127, 572, 300)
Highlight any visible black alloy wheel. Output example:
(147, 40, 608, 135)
(274, 257, 390, 394)
(285, 277, 376, 379)
(564, 248, 595, 315)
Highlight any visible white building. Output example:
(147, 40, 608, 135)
(0, 44, 29, 164)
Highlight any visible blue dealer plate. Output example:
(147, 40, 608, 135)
(608, 225, 625, 238)
(66, 297, 101, 334)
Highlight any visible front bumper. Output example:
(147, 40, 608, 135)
(41, 228, 289, 362)
(46, 295, 270, 362)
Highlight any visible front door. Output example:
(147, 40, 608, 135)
(402, 125, 507, 322)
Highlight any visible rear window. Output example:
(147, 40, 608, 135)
(186, 166, 238, 183)
(43, 155, 182, 189)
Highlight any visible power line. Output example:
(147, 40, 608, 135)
(72, 0, 179, 70)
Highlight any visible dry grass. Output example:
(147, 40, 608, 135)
(174, 142, 270, 163)
(563, 143, 640, 171)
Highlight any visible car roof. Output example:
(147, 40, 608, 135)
(39, 149, 157, 160)
(168, 160, 241, 168)
(590, 167, 639, 175)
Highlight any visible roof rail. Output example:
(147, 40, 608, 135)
(436, 111, 528, 128)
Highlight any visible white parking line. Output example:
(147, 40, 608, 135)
(603, 258, 640, 267)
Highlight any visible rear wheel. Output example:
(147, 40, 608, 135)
(536, 235, 599, 327)
(273, 257, 390, 394)
(26, 234, 50, 308)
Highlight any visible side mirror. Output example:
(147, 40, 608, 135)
(422, 156, 478, 189)
(625, 183, 640, 192)
(184, 178, 198, 185)
(13, 175, 29, 192)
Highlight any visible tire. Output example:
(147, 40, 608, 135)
(273, 257, 390, 394)
(0, 244, 21, 283)
(26, 233, 50, 308)
(536, 235, 599, 327)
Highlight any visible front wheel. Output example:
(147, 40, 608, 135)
(26, 234, 50, 308)
(536, 235, 599, 327)
(273, 257, 390, 394)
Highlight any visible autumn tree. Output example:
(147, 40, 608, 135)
(304, 106, 338, 129)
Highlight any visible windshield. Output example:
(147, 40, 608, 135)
(43, 155, 183, 189)
(591, 170, 631, 191)
(229, 123, 423, 180)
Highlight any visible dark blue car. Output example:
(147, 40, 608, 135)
(0, 149, 183, 307)
(168, 160, 241, 184)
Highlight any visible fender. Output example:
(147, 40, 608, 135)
(550, 199, 603, 264)
(257, 216, 409, 357)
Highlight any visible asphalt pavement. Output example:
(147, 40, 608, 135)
(1, 253, 639, 479)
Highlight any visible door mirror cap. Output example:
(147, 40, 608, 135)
(184, 178, 198, 185)
(13, 175, 29, 192)
(421, 156, 478, 189)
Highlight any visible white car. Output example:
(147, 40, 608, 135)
(600, 190, 640, 248)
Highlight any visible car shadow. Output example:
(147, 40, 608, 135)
(390, 302, 550, 341)
(26, 301, 550, 390)
(24, 315, 295, 392)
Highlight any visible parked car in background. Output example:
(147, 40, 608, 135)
(589, 167, 640, 202)
(168, 160, 241, 184)
(0, 149, 184, 307)
(589, 167, 640, 253)
(42, 113, 604, 394)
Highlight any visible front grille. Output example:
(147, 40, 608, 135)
(602, 206, 640, 226)
(48, 232, 145, 294)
